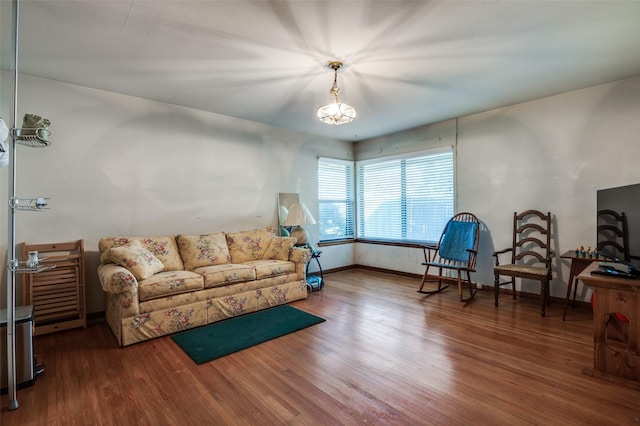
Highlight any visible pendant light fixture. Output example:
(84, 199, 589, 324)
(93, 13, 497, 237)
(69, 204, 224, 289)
(317, 61, 356, 125)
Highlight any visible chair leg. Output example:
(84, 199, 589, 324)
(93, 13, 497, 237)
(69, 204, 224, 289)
(418, 268, 428, 292)
(463, 271, 477, 301)
(494, 273, 500, 306)
(417, 265, 449, 295)
(512, 278, 517, 300)
(540, 279, 547, 317)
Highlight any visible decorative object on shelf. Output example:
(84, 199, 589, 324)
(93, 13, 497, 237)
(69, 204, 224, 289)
(20, 113, 51, 141)
(575, 245, 600, 259)
(316, 61, 356, 125)
(21, 113, 51, 129)
(25, 251, 39, 269)
(282, 203, 317, 246)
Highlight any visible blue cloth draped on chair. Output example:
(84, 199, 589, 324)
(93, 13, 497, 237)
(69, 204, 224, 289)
(439, 221, 478, 263)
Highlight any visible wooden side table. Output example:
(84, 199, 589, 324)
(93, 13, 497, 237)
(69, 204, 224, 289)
(561, 250, 602, 320)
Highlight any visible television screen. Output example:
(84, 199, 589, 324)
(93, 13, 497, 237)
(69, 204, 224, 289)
(596, 183, 640, 268)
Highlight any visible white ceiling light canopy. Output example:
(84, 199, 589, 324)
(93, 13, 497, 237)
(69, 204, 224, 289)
(317, 61, 356, 126)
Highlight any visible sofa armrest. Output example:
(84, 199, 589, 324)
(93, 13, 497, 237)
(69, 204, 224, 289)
(290, 246, 312, 264)
(98, 263, 139, 294)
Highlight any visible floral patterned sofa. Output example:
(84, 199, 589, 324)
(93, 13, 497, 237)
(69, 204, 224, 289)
(97, 226, 310, 346)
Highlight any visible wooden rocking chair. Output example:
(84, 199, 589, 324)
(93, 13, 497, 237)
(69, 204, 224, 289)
(418, 212, 480, 302)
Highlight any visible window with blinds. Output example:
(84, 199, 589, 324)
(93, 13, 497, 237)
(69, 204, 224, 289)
(318, 158, 355, 242)
(356, 148, 454, 243)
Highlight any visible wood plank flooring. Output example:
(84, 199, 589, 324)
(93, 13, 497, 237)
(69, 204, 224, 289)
(2, 268, 639, 425)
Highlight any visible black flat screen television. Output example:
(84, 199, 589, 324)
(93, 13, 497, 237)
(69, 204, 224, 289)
(596, 183, 640, 269)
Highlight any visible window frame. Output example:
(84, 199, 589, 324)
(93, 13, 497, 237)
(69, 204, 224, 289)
(355, 147, 455, 245)
(317, 157, 356, 243)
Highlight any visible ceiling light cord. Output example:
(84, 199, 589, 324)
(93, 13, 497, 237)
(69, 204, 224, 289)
(330, 69, 340, 102)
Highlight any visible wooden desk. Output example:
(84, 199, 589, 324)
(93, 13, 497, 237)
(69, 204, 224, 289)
(560, 250, 602, 321)
(578, 263, 640, 390)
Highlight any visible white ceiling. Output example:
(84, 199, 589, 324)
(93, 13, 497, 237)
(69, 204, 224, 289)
(3, 1, 640, 142)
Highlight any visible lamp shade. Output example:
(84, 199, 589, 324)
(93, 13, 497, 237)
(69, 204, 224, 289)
(282, 203, 316, 227)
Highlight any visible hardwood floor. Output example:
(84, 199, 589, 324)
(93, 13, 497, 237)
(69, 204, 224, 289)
(2, 268, 639, 425)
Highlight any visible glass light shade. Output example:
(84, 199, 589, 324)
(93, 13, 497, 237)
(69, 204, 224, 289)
(317, 102, 356, 125)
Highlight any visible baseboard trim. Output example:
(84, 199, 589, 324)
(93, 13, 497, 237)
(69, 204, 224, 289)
(87, 311, 106, 324)
(323, 264, 592, 310)
(87, 266, 591, 318)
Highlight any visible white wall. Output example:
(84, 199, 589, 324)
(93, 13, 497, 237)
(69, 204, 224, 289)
(0, 72, 355, 313)
(2, 71, 640, 314)
(354, 75, 640, 302)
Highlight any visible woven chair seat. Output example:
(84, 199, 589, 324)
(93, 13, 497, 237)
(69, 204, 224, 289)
(494, 264, 547, 277)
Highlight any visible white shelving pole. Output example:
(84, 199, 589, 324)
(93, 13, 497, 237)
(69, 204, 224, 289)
(6, 0, 21, 410)
(5, 0, 52, 410)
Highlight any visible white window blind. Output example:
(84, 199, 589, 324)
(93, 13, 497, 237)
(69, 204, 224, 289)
(356, 148, 454, 243)
(318, 158, 355, 241)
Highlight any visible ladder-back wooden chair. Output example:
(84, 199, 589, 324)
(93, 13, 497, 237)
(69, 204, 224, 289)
(596, 209, 640, 262)
(493, 210, 554, 316)
(418, 212, 480, 302)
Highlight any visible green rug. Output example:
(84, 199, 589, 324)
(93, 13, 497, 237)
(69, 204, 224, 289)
(171, 305, 325, 364)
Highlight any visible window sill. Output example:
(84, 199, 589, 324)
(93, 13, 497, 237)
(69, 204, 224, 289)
(318, 239, 429, 249)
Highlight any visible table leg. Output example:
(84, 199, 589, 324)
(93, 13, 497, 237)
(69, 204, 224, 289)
(562, 272, 576, 321)
(563, 259, 591, 321)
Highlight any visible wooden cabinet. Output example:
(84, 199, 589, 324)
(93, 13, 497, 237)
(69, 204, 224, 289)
(579, 263, 640, 390)
(22, 240, 86, 335)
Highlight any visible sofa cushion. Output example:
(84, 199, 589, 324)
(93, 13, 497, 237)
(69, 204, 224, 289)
(262, 236, 296, 261)
(138, 270, 204, 301)
(99, 236, 184, 271)
(107, 240, 165, 281)
(225, 226, 277, 263)
(243, 259, 296, 280)
(192, 263, 257, 288)
(176, 232, 231, 270)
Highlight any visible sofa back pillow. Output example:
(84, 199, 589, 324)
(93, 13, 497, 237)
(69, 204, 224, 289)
(107, 240, 165, 281)
(226, 226, 277, 263)
(177, 232, 231, 270)
(262, 236, 297, 261)
(99, 236, 184, 271)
